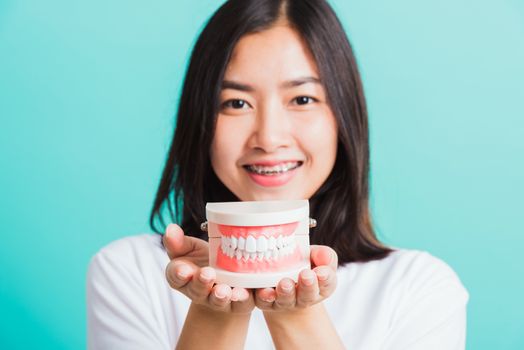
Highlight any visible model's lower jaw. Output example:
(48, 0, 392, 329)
(216, 223, 303, 273)
(216, 246, 302, 273)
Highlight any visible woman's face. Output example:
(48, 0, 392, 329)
(210, 25, 338, 201)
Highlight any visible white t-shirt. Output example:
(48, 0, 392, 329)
(87, 234, 469, 349)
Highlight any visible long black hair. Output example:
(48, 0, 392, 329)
(149, 0, 392, 265)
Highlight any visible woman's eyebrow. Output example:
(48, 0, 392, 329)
(281, 76, 321, 88)
(222, 80, 254, 92)
(221, 76, 321, 92)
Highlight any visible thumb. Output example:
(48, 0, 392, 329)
(310, 245, 338, 270)
(163, 224, 195, 260)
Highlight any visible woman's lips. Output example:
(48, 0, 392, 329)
(247, 168, 298, 187)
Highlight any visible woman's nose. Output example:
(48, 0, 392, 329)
(248, 104, 292, 153)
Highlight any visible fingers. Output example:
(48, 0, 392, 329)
(208, 284, 232, 309)
(257, 272, 319, 311)
(256, 265, 337, 312)
(163, 224, 195, 260)
(166, 261, 215, 301)
(255, 288, 276, 310)
(186, 266, 216, 303)
(295, 269, 320, 308)
(273, 278, 296, 310)
(165, 260, 196, 289)
(230, 288, 254, 314)
(313, 265, 337, 298)
(310, 245, 338, 270)
(166, 261, 256, 314)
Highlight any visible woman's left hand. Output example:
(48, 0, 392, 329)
(254, 245, 338, 312)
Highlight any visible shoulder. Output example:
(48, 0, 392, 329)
(87, 234, 168, 285)
(332, 249, 469, 347)
(89, 233, 166, 264)
(92, 233, 165, 259)
(342, 249, 466, 287)
(373, 249, 466, 285)
(337, 249, 469, 314)
(382, 249, 468, 297)
(374, 250, 469, 347)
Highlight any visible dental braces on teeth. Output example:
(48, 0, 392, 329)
(245, 162, 301, 175)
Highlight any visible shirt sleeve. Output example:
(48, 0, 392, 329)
(86, 246, 172, 350)
(380, 252, 469, 350)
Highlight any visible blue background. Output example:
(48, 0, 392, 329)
(1, 0, 523, 348)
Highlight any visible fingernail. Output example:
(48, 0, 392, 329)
(165, 224, 175, 238)
(301, 272, 315, 286)
(199, 269, 214, 283)
(316, 269, 329, 281)
(176, 265, 191, 279)
(281, 281, 294, 293)
(231, 289, 248, 302)
(215, 286, 228, 299)
(263, 294, 276, 303)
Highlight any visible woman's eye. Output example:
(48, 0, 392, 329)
(222, 99, 249, 109)
(293, 96, 316, 105)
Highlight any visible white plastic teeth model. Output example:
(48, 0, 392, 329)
(221, 235, 296, 261)
(246, 162, 301, 175)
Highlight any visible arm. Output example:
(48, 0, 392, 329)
(176, 303, 251, 350)
(263, 303, 344, 349)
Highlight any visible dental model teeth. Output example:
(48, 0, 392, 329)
(269, 236, 276, 250)
(238, 236, 245, 250)
(277, 235, 283, 249)
(220, 233, 297, 262)
(246, 236, 257, 253)
(281, 246, 287, 257)
(257, 237, 268, 252)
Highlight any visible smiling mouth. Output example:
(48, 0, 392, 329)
(243, 161, 303, 176)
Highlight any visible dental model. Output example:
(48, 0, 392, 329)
(203, 200, 312, 288)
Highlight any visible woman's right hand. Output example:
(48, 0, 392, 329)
(163, 224, 255, 314)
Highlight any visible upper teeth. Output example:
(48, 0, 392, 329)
(247, 162, 300, 175)
(221, 234, 296, 261)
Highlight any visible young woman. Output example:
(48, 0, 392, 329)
(87, 1, 469, 349)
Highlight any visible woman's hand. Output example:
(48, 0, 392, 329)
(254, 245, 338, 312)
(163, 224, 255, 314)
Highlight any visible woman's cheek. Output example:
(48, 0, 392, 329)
(211, 120, 246, 182)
